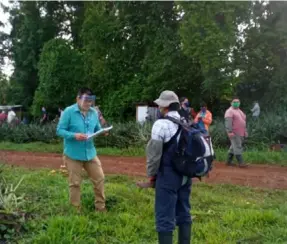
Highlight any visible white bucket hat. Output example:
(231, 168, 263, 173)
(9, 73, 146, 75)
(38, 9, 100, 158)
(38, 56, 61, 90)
(154, 90, 180, 108)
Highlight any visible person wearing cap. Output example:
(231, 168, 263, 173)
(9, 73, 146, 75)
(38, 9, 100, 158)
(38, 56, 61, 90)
(138, 90, 192, 244)
(56, 87, 107, 212)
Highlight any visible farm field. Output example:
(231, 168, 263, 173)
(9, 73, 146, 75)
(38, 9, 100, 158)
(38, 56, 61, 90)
(1, 165, 287, 244)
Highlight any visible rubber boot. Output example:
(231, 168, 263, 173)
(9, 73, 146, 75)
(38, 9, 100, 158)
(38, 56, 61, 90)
(178, 224, 191, 244)
(235, 155, 248, 168)
(226, 153, 234, 166)
(158, 232, 173, 244)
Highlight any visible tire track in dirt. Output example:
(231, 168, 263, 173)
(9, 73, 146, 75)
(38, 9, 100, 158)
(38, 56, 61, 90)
(1, 150, 287, 190)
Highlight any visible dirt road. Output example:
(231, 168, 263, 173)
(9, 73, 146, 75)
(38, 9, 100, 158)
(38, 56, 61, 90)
(1, 150, 287, 190)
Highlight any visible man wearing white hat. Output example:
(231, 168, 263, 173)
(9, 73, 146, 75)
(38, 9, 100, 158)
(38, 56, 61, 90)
(144, 90, 192, 244)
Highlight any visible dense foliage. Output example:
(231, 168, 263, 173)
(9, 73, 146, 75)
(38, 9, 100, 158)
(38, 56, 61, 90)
(0, 1, 287, 120)
(1, 110, 287, 147)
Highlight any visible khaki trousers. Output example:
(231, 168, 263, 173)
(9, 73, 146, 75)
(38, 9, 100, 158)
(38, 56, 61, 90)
(63, 155, 105, 210)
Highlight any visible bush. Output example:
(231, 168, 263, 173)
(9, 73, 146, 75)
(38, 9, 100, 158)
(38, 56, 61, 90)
(95, 122, 152, 148)
(0, 123, 59, 144)
(0, 122, 152, 148)
(1, 110, 287, 148)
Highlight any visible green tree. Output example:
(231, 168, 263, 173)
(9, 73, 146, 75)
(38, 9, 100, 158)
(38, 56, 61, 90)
(235, 1, 287, 106)
(7, 2, 62, 108)
(4, 1, 85, 109)
(82, 2, 202, 120)
(32, 38, 84, 116)
(0, 74, 9, 105)
(179, 1, 252, 102)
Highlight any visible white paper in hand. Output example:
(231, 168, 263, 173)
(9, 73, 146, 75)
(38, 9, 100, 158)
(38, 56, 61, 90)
(87, 126, 113, 139)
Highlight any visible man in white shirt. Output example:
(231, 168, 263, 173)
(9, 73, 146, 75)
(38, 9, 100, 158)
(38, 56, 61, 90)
(251, 101, 260, 119)
(142, 91, 192, 244)
(7, 109, 16, 124)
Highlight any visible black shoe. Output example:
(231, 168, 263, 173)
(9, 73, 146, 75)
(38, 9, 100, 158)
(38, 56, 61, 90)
(178, 224, 191, 244)
(158, 232, 173, 244)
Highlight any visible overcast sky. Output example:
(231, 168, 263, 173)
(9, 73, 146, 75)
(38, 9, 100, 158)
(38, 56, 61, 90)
(0, 0, 12, 77)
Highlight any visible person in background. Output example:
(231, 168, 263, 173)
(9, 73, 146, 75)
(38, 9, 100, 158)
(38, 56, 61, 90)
(225, 97, 248, 168)
(156, 107, 163, 120)
(0, 110, 7, 125)
(179, 97, 196, 124)
(53, 115, 60, 123)
(191, 107, 197, 120)
(22, 116, 29, 125)
(94, 106, 107, 127)
(194, 102, 212, 134)
(57, 87, 107, 212)
(58, 107, 64, 118)
(251, 101, 260, 119)
(141, 90, 192, 244)
(7, 108, 16, 124)
(40, 106, 48, 124)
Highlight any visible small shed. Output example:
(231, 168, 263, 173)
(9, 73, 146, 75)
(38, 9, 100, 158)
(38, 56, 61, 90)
(136, 102, 158, 124)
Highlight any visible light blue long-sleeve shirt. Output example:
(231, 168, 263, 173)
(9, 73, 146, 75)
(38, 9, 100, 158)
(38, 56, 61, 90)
(56, 103, 102, 161)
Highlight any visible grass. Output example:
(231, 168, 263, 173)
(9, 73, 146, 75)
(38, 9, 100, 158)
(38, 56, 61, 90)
(0, 141, 287, 165)
(1, 165, 287, 243)
(0, 142, 145, 157)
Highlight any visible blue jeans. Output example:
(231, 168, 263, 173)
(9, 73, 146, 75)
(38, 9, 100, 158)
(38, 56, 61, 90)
(155, 166, 192, 232)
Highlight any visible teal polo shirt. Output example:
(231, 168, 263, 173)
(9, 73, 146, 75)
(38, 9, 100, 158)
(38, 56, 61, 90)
(56, 104, 102, 161)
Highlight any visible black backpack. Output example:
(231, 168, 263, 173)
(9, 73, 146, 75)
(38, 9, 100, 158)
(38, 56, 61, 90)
(165, 116, 214, 179)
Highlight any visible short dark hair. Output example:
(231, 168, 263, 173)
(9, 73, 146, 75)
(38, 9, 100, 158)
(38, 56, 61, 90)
(168, 102, 180, 111)
(78, 87, 93, 96)
(200, 101, 207, 107)
(180, 97, 187, 103)
(232, 96, 240, 101)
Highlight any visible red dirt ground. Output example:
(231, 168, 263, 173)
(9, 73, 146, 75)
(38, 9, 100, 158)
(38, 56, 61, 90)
(1, 150, 287, 190)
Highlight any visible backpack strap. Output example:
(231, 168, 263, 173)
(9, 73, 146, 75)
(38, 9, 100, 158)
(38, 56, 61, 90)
(158, 119, 181, 174)
(165, 116, 187, 128)
(163, 126, 181, 150)
(162, 116, 189, 159)
(162, 116, 184, 148)
(165, 116, 200, 132)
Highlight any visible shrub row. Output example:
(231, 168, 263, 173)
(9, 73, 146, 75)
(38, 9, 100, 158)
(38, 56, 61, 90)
(1, 112, 287, 149)
(0, 122, 152, 148)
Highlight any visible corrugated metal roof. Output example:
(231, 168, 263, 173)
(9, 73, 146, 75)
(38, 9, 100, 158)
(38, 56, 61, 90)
(0, 105, 22, 109)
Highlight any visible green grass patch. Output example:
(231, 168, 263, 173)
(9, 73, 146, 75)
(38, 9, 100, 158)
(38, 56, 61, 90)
(215, 148, 287, 166)
(1, 141, 287, 165)
(0, 141, 145, 157)
(1, 166, 287, 243)
(0, 141, 63, 153)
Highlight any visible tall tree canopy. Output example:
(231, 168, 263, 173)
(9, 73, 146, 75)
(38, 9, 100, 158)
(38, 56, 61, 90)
(0, 1, 287, 119)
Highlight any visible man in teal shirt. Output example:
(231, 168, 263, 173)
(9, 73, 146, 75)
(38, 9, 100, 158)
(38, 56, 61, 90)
(57, 87, 106, 212)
